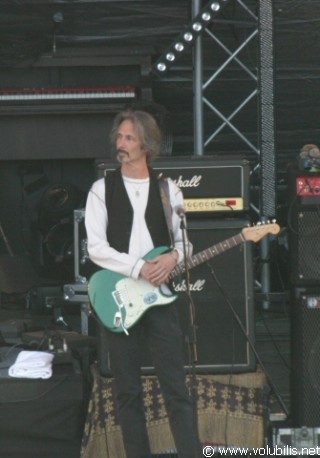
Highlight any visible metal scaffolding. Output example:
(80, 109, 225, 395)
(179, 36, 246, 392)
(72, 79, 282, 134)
(192, 0, 276, 308)
(153, 0, 276, 308)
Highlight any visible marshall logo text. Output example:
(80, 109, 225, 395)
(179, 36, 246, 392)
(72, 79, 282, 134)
(172, 279, 206, 292)
(174, 175, 202, 188)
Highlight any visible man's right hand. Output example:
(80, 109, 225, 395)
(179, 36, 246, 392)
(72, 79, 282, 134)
(140, 252, 176, 286)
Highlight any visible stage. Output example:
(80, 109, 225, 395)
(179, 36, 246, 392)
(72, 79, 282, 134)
(0, 300, 292, 457)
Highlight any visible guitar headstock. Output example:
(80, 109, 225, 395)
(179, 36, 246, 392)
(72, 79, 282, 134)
(242, 222, 281, 243)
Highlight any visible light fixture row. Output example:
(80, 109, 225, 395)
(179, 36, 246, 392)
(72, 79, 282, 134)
(152, 0, 230, 76)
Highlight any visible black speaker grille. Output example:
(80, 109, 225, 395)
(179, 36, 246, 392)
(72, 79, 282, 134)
(291, 288, 320, 427)
(297, 210, 320, 283)
(308, 336, 320, 395)
(141, 218, 255, 374)
(289, 206, 320, 285)
(303, 305, 320, 426)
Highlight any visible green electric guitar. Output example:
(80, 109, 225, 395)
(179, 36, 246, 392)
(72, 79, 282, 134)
(88, 222, 280, 334)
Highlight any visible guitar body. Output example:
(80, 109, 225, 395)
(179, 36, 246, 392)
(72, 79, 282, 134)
(88, 246, 178, 333)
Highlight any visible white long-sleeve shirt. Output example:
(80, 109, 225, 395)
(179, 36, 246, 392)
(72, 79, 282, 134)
(85, 174, 192, 280)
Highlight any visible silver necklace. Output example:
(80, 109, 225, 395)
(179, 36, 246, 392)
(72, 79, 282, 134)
(125, 177, 148, 198)
(133, 184, 141, 197)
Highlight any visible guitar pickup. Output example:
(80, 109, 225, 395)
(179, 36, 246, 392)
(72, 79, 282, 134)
(112, 290, 124, 307)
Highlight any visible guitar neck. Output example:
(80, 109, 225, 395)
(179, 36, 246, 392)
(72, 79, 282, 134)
(170, 232, 245, 279)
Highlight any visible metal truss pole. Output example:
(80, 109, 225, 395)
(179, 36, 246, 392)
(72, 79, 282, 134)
(258, 0, 276, 310)
(193, 0, 204, 156)
(258, 0, 276, 219)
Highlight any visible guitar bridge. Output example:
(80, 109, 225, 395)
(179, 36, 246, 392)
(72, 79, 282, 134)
(112, 290, 129, 335)
(113, 311, 122, 327)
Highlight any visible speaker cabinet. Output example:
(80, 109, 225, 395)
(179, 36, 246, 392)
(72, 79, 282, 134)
(288, 205, 320, 285)
(291, 287, 320, 427)
(99, 218, 255, 376)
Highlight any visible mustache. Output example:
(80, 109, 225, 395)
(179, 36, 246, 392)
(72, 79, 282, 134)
(116, 148, 129, 156)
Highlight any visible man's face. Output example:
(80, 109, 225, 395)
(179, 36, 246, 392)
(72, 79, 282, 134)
(115, 119, 147, 166)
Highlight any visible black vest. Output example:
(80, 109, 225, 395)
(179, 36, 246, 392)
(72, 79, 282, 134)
(104, 167, 171, 254)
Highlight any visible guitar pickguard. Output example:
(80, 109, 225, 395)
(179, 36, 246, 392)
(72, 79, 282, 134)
(115, 277, 176, 328)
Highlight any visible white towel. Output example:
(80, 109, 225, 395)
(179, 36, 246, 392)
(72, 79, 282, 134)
(8, 350, 54, 379)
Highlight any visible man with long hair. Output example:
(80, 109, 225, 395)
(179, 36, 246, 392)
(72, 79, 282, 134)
(85, 109, 200, 457)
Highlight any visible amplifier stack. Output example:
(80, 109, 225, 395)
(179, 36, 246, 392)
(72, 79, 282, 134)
(65, 156, 256, 375)
(287, 168, 320, 427)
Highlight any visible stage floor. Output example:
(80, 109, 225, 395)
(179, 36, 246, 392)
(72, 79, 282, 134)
(0, 290, 291, 454)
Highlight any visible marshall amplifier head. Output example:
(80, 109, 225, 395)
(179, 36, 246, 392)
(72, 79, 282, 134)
(95, 156, 250, 216)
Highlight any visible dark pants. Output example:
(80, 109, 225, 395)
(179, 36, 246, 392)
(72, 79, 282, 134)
(105, 304, 200, 458)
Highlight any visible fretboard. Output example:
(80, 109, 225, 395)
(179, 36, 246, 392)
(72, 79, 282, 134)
(170, 232, 245, 279)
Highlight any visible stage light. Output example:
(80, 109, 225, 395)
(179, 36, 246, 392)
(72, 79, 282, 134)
(174, 42, 185, 52)
(52, 11, 64, 24)
(156, 62, 167, 72)
(152, 0, 231, 76)
(202, 12, 212, 22)
(210, 2, 221, 11)
(192, 22, 203, 32)
(183, 32, 194, 42)
(166, 52, 175, 62)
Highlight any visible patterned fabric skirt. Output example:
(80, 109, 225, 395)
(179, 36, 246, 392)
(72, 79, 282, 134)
(81, 363, 268, 458)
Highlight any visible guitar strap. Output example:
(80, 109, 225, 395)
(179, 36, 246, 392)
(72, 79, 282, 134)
(158, 174, 175, 249)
